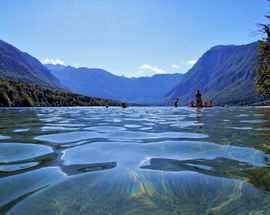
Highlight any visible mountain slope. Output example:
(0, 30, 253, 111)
(0, 77, 121, 107)
(46, 65, 183, 104)
(0, 39, 60, 87)
(164, 42, 265, 105)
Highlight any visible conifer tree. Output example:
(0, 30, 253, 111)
(256, 5, 270, 96)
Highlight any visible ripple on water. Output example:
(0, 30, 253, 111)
(140, 127, 153, 131)
(170, 121, 203, 128)
(98, 123, 109, 125)
(253, 114, 265, 117)
(36, 130, 209, 145)
(41, 126, 79, 132)
(62, 140, 267, 169)
(39, 117, 63, 123)
(45, 123, 86, 127)
(254, 128, 270, 131)
(0, 135, 10, 140)
(35, 131, 104, 144)
(1, 107, 270, 214)
(0, 162, 38, 172)
(13, 129, 30, 133)
(240, 120, 268, 124)
(7, 168, 270, 215)
(107, 131, 209, 141)
(140, 141, 268, 168)
(0, 143, 54, 163)
(61, 162, 117, 176)
(0, 167, 65, 210)
(231, 127, 253, 130)
(124, 124, 142, 128)
(84, 126, 126, 133)
(238, 114, 249, 117)
(143, 123, 156, 126)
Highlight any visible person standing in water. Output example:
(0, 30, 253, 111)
(174, 98, 179, 108)
(121, 102, 127, 108)
(195, 89, 202, 107)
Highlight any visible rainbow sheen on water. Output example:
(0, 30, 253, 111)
(0, 107, 270, 214)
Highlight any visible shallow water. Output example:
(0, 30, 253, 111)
(0, 107, 270, 214)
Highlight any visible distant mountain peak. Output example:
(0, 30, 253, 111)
(0, 39, 61, 87)
(44, 63, 67, 71)
(47, 64, 183, 104)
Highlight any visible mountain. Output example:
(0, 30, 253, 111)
(0, 39, 122, 107)
(0, 77, 121, 107)
(164, 42, 265, 105)
(0, 39, 60, 87)
(46, 64, 183, 104)
(45, 64, 66, 71)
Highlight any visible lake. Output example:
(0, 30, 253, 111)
(0, 107, 270, 214)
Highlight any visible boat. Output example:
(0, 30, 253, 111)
(188, 104, 214, 108)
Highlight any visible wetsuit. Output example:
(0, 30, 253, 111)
(196, 91, 202, 106)
(174, 100, 178, 108)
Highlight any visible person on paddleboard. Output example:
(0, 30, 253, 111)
(174, 98, 179, 108)
(195, 89, 202, 107)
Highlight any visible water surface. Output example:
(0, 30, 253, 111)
(0, 107, 270, 214)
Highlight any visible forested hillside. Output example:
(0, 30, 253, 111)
(0, 40, 60, 87)
(0, 78, 121, 107)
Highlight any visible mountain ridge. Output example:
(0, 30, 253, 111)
(0, 38, 267, 106)
(164, 42, 265, 105)
(46, 64, 183, 104)
(0, 39, 61, 87)
(0, 39, 123, 107)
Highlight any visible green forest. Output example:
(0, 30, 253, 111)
(256, 14, 270, 97)
(0, 78, 122, 107)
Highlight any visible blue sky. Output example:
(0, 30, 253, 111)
(0, 0, 269, 77)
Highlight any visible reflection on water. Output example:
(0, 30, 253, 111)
(0, 107, 270, 214)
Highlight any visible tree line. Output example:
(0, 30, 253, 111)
(256, 1, 270, 97)
(0, 78, 122, 107)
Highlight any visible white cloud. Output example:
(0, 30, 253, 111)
(139, 64, 166, 74)
(171, 64, 179, 69)
(43, 58, 65, 65)
(187, 59, 197, 65)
